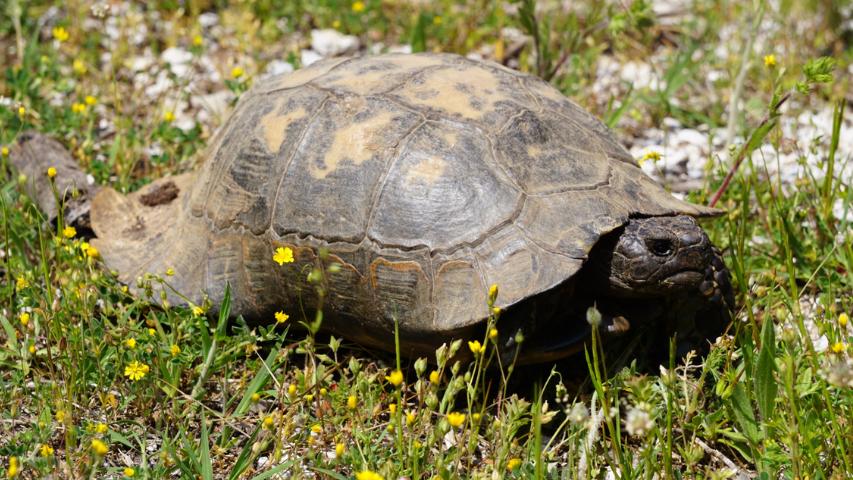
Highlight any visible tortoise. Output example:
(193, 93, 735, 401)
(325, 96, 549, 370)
(12, 53, 733, 363)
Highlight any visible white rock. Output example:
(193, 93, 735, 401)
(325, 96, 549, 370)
(301, 49, 323, 67)
(675, 128, 707, 147)
(191, 90, 234, 123)
(161, 47, 193, 66)
(387, 44, 412, 54)
(310, 29, 360, 57)
(814, 335, 829, 352)
(263, 60, 294, 77)
(662, 117, 681, 129)
(145, 72, 173, 98)
(128, 55, 154, 72)
(174, 117, 196, 132)
(199, 12, 219, 28)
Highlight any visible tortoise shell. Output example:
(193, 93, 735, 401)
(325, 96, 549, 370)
(91, 53, 716, 355)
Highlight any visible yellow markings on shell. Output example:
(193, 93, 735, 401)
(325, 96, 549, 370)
(441, 130, 458, 147)
(405, 155, 447, 184)
(397, 66, 503, 120)
(387, 54, 447, 70)
(526, 79, 571, 106)
(321, 55, 446, 95)
(311, 111, 397, 179)
(325, 70, 395, 95)
(260, 103, 308, 153)
(526, 144, 542, 157)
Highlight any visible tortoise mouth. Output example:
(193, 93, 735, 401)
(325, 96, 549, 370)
(662, 268, 705, 288)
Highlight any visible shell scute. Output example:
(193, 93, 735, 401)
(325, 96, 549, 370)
(495, 108, 611, 195)
(272, 95, 422, 242)
(368, 121, 520, 250)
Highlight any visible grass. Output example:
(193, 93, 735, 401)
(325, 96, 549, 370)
(1, 0, 851, 478)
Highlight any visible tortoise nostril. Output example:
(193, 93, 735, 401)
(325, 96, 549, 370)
(648, 239, 674, 257)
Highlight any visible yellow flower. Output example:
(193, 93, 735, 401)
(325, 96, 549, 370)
(335, 442, 345, 457)
(40, 444, 54, 457)
(95, 422, 108, 434)
(319, 387, 327, 396)
(84, 95, 97, 106)
(163, 111, 175, 123)
(6, 456, 19, 478)
(262, 415, 275, 430)
(468, 340, 484, 355)
(433, 15, 443, 25)
(388, 403, 397, 414)
(489, 328, 498, 340)
(288, 384, 297, 396)
(231, 66, 244, 79)
(355, 471, 383, 480)
(63, 226, 77, 238)
(251, 392, 261, 403)
(16, 277, 28, 290)
(506, 457, 522, 471)
(831, 342, 845, 354)
(17, 106, 26, 117)
(351, 1, 366, 13)
(639, 150, 662, 166)
(123, 467, 136, 477)
(385, 369, 403, 386)
(73, 59, 87, 75)
(91, 438, 109, 456)
(47, 166, 57, 178)
(1, 146, 9, 157)
(491, 306, 501, 315)
(170, 344, 181, 356)
(405, 411, 416, 425)
(273, 246, 294, 265)
(840, 313, 849, 327)
(304, 393, 314, 402)
(52, 26, 70, 42)
(165, 267, 175, 276)
(148, 328, 156, 336)
(332, 20, 342, 29)
(763, 54, 777, 68)
(488, 283, 498, 302)
(429, 370, 440, 383)
(192, 305, 205, 316)
(446, 411, 465, 428)
(275, 311, 289, 324)
(72, 102, 86, 114)
(84, 244, 99, 258)
(55, 410, 66, 423)
(192, 35, 203, 47)
(125, 337, 137, 349)
(347, 394, 357, 409)
(311, 424, 322, 434)
(19, 312, 30, 326)
(28, 344, 36, 354)
(124, 360, 149, 381)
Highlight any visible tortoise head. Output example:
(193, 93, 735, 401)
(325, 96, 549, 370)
(598, 215, 713, 297)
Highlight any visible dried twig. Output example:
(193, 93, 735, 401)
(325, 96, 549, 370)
(709, 92, 790, 207)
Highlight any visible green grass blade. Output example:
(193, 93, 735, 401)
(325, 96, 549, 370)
(754, 318, 777, 422)
(200, 414, 214, 480)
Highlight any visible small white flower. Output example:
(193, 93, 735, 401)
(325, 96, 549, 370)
(624, 404, 654, 437)
(568, 402, 589, 425)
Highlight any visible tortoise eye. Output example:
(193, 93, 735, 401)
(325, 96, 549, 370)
(648, 239, 673, 257)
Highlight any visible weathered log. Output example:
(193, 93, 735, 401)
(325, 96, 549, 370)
(8, 131, 96, 230)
